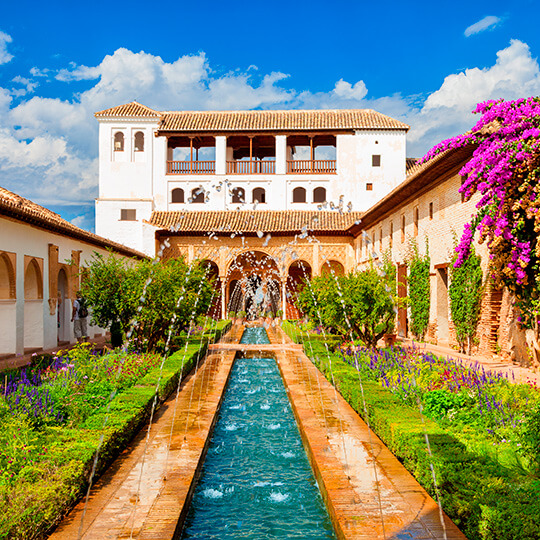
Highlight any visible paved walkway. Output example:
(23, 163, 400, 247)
(398, 337, 540, 386)
(50, 325, 244, 540)
(270, 327, 466, 540)
(50, 324, 466, 539)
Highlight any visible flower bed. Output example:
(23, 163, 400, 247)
(0, 320, 230, 540)
(282, 321, 540, 540)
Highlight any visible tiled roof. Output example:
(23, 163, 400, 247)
(95, 101, 160, 118)
(406, 157, 423, 177)
(158, 109, 409, 132)
(146, 210, 363, 234)
(0, 186, 147, 259)
(94, 101, 409, 131)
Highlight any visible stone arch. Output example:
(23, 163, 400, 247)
(171, 188, 185, 203)
(286, 260, 312, 319)
(24, 257, 43, 349)
(226, 250, 281, 318)
(134, 131, 144, 152)
(313, 186, 326, 203)
(57, 267, 69, 342)
(114, 131, 124, 152)
(321, 259, 344, 276)
(202, 260, 221, 319)
(191, 188, 204, 204)
(232, 187, 246, 204)
(252, 187, 266, 204)
(25, 258, 43, 299)
(0, 252, 16, 299)
(293, 187, 306, 203)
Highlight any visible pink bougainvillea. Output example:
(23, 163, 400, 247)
(421, 98, 540, 326)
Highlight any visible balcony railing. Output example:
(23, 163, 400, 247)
(227, 160, 275, 174)
(167, 161, 215, 174)
(287, 160, 336, 174)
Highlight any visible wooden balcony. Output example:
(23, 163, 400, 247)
(227, 160, 275, 174)
(167, 161, 215, 174)
(287, 160, 336, 174)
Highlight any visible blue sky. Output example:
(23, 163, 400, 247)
(1, 0, 540, 231)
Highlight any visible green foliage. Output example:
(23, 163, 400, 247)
(518, 402, 540, 472)
(423, 389, 465, 420)
(282, 322, 540, 540)
(81, 253, 214, 351)
(0, 321, 230, 540)
(407, 239, 430, 339)
(297, 268, 396, 347)
(449, 244, 483, 353)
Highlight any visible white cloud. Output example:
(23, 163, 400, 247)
(11, 76, 38, 96)
(0, 31, 13, 65)
(1, 39, 540, 227)
(405, 39, 540, 155)
(464, 15, 501, 37)
(333, 79, 368, 100)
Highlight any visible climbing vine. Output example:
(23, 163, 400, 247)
(407, 239, 430, 340)
(449, 243, 483, 354)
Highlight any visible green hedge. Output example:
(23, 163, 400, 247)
(281, 321, 540, 540)
(0, 320, 230, 540)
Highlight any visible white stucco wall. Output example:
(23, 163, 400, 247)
(96, 114, 408, 254)
(0, 216, 139, 356)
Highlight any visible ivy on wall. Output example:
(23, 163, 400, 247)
(449, 244, 483, 354)
(407, 239, 430, 340)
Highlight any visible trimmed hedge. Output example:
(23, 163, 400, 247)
(0, 321, 230, 540)
(282, 321, 540, 540)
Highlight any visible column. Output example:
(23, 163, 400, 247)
(215, 136, 227, 175)
(275, 135, 287, 175)
(281, 280, 287, 318)
(221, 279, 226, 319)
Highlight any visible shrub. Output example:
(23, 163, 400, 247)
(449, 244, 483, 354)
(407, 239, 430, 340)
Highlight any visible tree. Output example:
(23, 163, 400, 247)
(81, 253, 213, 351)
(297, 268, 396, 347)
(449, 245, 483, 354)
(422, 98, 540, 364)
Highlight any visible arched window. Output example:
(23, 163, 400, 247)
(191, 188, 205, 204)
(252, 187, 266, 204)
(232, 187, 245, 204)
(313, 187, 326, 203)
(134, 131, 144, 152)
(292, 187, 306, 203)
(114, 132, 124, 152)
(0, 253, 15, 299)
(171, 188, 184, 203)
(24, 259, 43, 299)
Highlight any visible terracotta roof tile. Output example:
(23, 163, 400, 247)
(146, 210, 363, 234)
(0, 186, 147, 259)
(406, 157, 423, 177)
(158, 109, 409, 132)
(95, 101, 160, 118)
(94, 102, 408, 131)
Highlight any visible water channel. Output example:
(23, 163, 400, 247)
(180, 326, 336, 539)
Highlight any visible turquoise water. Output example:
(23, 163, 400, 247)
(239, 326, 271, 344)
(180, 327, 336, 539)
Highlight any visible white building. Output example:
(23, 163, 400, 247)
(95, 102, 409, 255)
(0, 186, 146, 357)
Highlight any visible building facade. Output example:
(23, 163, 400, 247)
(95, 102, 408, 254)
(0, 187, 146, 357)
(93, 102, 529, 366)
